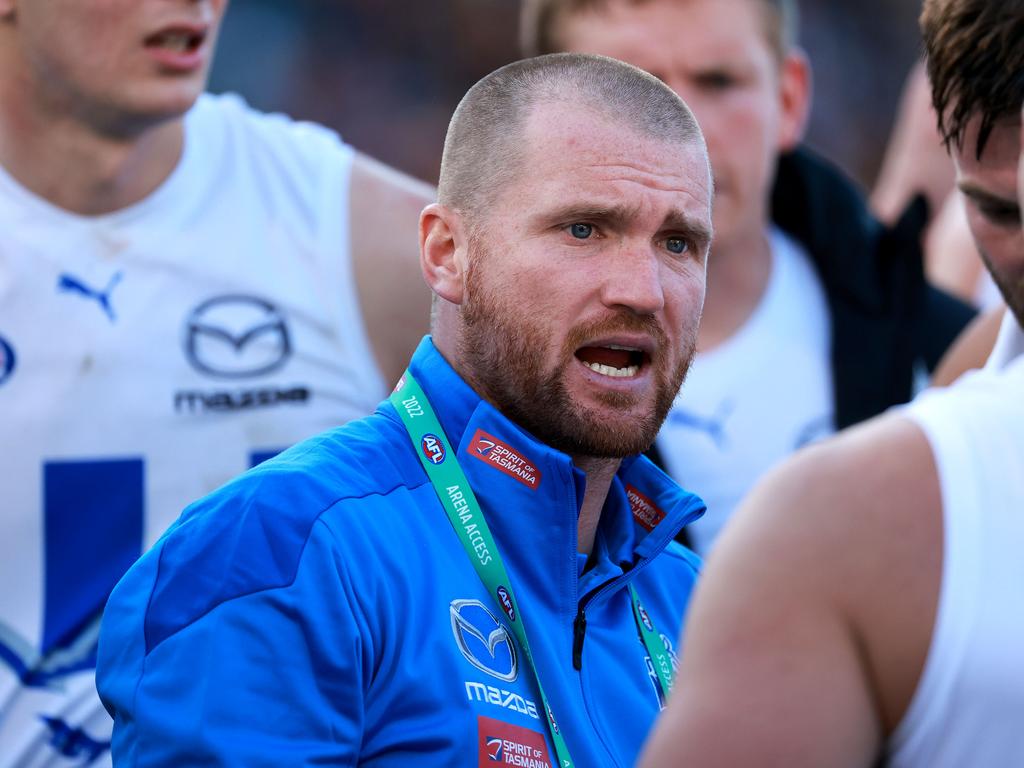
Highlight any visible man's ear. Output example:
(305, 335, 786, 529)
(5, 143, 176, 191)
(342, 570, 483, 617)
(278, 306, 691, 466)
(420, 203, 470, 305)
(777, 48, 812, 152)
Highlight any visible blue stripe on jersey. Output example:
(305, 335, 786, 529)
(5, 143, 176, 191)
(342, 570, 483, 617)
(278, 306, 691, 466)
(43, 459, 144, 654)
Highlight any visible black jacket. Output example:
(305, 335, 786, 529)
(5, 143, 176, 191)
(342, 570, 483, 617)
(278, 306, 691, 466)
(770, 146, 975, 429)
(652, 146, 976, 548)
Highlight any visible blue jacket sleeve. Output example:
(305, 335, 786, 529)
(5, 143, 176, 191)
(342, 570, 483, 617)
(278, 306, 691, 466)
(98, 517, 369, 767)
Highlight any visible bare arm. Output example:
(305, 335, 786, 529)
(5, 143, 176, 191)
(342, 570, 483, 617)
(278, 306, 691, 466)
(640, 417, 942, 768)
(871, 59, 954, 224)
(349, 152, 435, 389)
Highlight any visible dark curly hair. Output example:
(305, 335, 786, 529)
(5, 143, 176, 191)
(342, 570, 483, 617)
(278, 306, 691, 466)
(921, 0, 1024, 158)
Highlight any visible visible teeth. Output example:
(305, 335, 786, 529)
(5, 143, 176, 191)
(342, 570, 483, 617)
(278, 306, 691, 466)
(606, 344, 641, 352)
(583, 362, 640, 378)
(161, 33, 192, 52)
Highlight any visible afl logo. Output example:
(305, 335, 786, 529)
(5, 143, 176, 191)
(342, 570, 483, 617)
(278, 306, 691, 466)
(0, 335, 15, 387)
(496, 586, 515, 622)
(547, 707, 560, 734)
(638, 604, 654, 632)
(421, 434, 446, 465)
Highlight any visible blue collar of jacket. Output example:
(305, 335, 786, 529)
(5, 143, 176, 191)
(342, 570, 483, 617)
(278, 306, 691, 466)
(394, 337, 705, 581)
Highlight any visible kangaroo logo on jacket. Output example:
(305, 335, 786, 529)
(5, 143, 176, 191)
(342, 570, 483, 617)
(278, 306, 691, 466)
(451, 599, 518, 682)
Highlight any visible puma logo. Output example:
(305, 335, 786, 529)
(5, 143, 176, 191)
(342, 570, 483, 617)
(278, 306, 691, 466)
(667, 399, 735, 450)
(57, 272, 123, 322)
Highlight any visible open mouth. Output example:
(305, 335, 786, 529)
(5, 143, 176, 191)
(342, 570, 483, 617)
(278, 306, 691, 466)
(574, 344, 647, 379)
(145, 29, 206, 54)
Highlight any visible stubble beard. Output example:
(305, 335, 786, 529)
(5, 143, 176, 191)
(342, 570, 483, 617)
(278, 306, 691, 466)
(457, 252, 697, 459)
(977, 245, 1024, 328)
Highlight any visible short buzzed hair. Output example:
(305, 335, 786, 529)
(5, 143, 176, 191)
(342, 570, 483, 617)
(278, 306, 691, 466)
(520, 0, 799, 61)
(921, 0, 1024, 158)
(439, 52, 705, 220)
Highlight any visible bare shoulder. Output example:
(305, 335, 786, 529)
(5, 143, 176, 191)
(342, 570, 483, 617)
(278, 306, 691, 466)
(733, 414, 940, 554)
(715, 413, 943, 734)
(350, 151, 436, 214)
(348, 152, 436, 388)
(642, 415, 943, 767)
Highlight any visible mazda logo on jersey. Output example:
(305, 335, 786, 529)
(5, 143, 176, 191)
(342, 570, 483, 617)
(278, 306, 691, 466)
(450, 599, 518, 682)
(0, 335, 15, 387)
(184, 295, 291, 378)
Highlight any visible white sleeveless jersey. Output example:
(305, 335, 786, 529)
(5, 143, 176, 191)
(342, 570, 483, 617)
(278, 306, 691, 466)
(889, 312, 1024, 767)
(0, 94, 388, 766)
(656, 228, 835, 555)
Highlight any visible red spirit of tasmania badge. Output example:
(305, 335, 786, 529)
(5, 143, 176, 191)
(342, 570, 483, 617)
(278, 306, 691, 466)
(477, 715, 553, 767)
(626, 485, 665, 531)
(468, 430, 542, 490)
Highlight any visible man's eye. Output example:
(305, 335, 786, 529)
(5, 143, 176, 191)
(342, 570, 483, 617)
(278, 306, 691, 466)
(979, 203, 1021, 228)
(666, 237, 689, 255)
(570, 223, 593, 239)
(696, 72, 735, 91)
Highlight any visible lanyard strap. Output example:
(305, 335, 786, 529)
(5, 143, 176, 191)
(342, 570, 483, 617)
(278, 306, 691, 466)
(629, 584, 674, 698)
(391, 371, 674, 765)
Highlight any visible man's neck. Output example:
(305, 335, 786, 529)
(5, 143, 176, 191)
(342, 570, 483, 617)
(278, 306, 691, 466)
(573, 456, 621, 556)
(698, 226, 773, 351)
(432, 331, 624, 557)
(0, 73, 185, 215)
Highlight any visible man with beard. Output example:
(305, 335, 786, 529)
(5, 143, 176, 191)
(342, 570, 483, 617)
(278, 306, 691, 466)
(521, 0, 976, 555)
(640, 1, 1024, 765)
(97, 52, 712, 766)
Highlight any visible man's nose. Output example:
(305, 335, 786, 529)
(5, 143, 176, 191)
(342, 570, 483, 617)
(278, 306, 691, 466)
(599, 245, 665, 315)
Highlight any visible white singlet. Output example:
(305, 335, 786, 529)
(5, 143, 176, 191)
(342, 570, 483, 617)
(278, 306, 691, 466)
(0, 94, 387, 767)
(656, 228, 835, 555)
(889, 312, 1024, 767)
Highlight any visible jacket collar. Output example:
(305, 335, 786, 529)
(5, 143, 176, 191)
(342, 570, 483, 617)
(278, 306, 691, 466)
(404, 337, 704, 572)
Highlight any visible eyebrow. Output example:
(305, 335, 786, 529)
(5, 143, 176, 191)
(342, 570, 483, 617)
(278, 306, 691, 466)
(958, 181, 1020, 211)
(541, 203, 713, 248)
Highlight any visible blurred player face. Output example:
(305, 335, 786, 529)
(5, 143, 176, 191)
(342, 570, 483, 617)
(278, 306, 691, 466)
(4, 0, 227, 131)
(953, 115, 1024, 326)
(457, 104, 712, 459)
(553, 0, 808, 256)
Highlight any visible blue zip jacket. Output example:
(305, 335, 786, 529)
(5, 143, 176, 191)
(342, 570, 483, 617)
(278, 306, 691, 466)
(98, 338, 704, 767)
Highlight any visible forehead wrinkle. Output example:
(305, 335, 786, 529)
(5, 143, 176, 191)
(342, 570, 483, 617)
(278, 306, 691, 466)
(540, 157, 714, 207)
(582, 161, 709, 191)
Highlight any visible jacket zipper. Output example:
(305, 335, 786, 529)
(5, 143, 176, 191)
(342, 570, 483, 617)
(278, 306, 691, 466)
(570, 548, 680, 671)
(570, 485, 704, 670)
(572, 606, 588, 670)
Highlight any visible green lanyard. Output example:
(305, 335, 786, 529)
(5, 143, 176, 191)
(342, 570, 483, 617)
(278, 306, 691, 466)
(390, 370, 674, 767)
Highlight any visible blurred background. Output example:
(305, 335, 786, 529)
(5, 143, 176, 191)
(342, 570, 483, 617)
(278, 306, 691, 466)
(209, 0, 926, 190)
